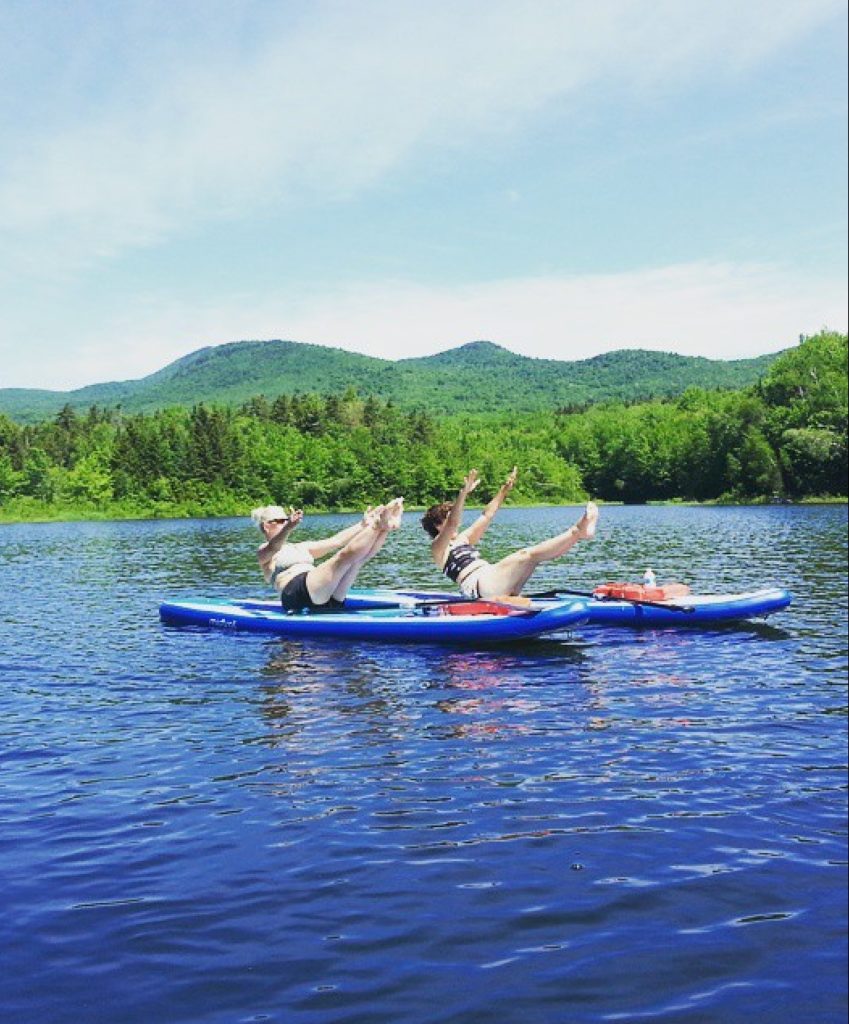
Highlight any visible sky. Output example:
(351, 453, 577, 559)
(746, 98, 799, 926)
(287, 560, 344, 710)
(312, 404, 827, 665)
(0, 0, 846, 391)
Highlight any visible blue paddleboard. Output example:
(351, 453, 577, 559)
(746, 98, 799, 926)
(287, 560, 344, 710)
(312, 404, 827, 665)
(341, 586, 793, 626)
(159, 595, 589, 644)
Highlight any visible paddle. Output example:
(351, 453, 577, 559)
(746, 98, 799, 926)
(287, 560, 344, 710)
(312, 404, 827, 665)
(383, 586, 694, 615)
(378, 595, 543, 617)
(527, 586, 696, 614)
(243, 594, 538, 617)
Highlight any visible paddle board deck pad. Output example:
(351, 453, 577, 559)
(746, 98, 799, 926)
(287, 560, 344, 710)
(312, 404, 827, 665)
(340, 587, 793, 626)
(158, 596, 590, 644)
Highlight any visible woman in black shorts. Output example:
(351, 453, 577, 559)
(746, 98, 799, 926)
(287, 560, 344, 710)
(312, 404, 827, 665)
(254, 499, 404, 612)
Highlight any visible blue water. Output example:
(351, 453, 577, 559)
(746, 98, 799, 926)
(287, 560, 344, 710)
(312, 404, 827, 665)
(1, 505, 846, 1023)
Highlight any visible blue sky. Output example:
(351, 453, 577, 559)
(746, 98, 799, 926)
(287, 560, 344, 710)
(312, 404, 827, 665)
(0, 0, 846, 390)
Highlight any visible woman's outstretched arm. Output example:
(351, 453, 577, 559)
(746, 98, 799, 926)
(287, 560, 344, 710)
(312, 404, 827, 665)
(257, 509, 303, 570)
(465, 466, 517, 546)
(431, 470, 481, 567)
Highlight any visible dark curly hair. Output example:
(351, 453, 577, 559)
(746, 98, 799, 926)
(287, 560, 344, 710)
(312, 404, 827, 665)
(421, 501, 454, 538)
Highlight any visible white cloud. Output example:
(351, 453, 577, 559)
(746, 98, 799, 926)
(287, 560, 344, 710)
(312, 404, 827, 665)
(242, 261, 849, 362)
(0, 0, 842, 272)
(6, 261, 844, 390)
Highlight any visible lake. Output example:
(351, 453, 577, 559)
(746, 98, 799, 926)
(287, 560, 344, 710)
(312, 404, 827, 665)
(0, 504, 846, 1023)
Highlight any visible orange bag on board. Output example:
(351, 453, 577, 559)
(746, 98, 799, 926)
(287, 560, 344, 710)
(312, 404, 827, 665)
(593, 582, 692, 601)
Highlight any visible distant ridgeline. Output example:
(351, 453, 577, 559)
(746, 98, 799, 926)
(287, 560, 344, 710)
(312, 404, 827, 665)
(0, 339, 782, 423)
(0, 331, 845, 519)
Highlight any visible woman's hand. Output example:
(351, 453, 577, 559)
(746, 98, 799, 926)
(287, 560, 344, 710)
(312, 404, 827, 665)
(288, 508, 304, 527)
(462, 469, 481, 495)
(504, 466, 518, 491)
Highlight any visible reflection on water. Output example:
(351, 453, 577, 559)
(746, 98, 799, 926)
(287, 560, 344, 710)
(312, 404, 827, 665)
(0, 505, 845, 1024)
(256, 634, 590, 747)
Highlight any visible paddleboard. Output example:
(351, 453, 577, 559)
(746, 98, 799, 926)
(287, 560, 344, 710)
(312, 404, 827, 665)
(158, 595, 589, 644)
(340, 586, 793, 626)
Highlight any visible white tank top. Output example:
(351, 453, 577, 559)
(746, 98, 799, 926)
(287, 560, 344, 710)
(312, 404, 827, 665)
(270, 542, 315, 581)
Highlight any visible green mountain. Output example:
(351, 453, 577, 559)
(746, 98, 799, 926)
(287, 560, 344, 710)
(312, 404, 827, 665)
(0, 338, 784, 423)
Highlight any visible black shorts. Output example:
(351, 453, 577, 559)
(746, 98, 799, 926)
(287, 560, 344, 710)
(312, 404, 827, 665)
(279, 571, 345, 613)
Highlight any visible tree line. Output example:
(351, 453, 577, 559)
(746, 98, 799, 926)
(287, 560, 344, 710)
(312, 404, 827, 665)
(0, 331, 845, 521)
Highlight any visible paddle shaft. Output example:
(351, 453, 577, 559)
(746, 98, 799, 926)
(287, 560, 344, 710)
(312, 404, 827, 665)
(527, 587, 695, 614)
(380, 596, 542, 616)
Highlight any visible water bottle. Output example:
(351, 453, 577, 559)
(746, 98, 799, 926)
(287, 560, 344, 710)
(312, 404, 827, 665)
(643, 568, 657, 588)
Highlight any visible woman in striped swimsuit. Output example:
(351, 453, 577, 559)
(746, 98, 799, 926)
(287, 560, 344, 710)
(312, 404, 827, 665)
(421, 468, 597, 599)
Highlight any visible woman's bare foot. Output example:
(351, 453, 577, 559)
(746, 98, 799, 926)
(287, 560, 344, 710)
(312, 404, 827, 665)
(576, 501, 598, 540)
(379, 497, 404, 531)
(363, 504, 384, 530)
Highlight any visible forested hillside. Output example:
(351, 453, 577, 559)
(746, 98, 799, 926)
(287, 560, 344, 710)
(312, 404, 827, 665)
(0, 331, 844, 522)
(0, 338, 783, 423)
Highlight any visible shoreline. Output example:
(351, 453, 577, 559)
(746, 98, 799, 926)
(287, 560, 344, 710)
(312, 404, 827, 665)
(1, 495, 846, 526)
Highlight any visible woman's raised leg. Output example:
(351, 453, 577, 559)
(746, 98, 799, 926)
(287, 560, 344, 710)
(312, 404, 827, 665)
(475, 501, 598, 598)
(307, 499, 404, 604)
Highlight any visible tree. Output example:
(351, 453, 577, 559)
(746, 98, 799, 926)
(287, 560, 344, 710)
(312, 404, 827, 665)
(271, 394, 293, 425)
(729, 427, 783, 499)
(22, 448, 59, 502)
(780, 427, 848, 496)
(63, 451, 113, 504)
(0, 453, 22, 500)
(759, 330, 848, 435)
